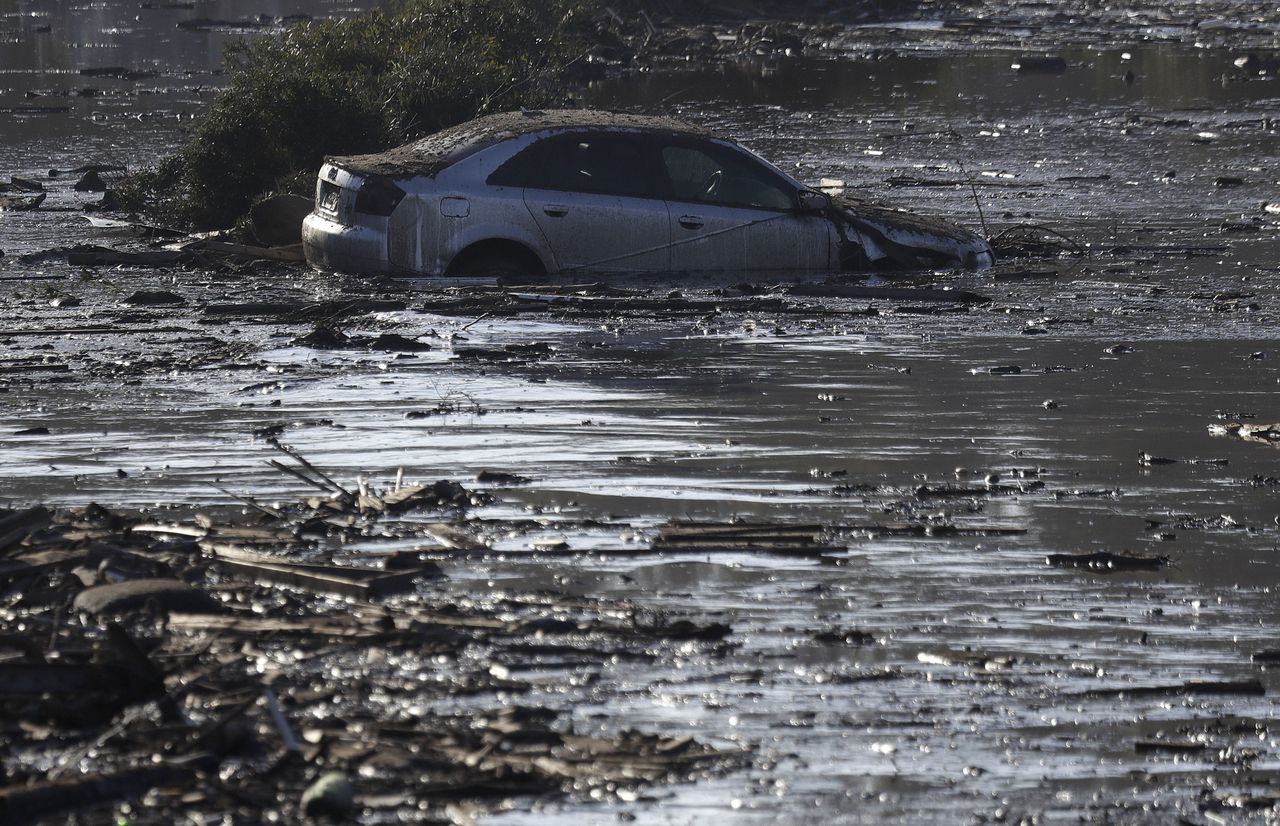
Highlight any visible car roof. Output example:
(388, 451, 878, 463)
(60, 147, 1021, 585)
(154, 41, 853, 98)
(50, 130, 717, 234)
(328, 109, 709, 178)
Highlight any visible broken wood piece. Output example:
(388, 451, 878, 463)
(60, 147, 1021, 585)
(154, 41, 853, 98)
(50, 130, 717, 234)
(0, 549, 88, 584)
(652, 521, 839, 555)
(785, 283, 990, 304)
(167, 613, 386, 638)
(1134, 739, 1207, 754)
(378, 480, 468, 513)
(0, 505, 52, 552)
(73, 578, 221, 616)
(213, 557, 440, 600)
(65, 246, 188, 266)
(0, 763, 198, 821)
(1210, 421, 1280, 445)
(187, 239, 306, 262)
(0, 193, 46, 211)
(1073, 679, 1265, 700)
(1045, 551, 1169, 572)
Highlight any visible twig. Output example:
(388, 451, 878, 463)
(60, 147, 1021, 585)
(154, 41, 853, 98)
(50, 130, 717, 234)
(460, 312, 491, 331)
(270, 441, 353, 497)
(267, 459, 334, 493)
(957, 161, 989, 238)
(263, 687, 302, 754)
(213, 484, 285, 519)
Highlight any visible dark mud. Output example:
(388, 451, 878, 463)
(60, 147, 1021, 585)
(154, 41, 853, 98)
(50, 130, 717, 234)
(4, 2, 1280, 824)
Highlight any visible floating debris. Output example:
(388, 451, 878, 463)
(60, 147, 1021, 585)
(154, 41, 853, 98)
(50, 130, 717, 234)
(1045, 551, 1170, 572)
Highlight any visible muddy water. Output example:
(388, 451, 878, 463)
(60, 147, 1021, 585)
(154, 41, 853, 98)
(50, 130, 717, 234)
(4, 10, 1280, 823)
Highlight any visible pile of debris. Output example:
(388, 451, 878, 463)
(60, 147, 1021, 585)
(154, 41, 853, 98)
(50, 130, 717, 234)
(0, 447, 744, 824)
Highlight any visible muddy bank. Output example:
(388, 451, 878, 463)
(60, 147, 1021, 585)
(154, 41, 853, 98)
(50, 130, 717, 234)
(4, 2, 1280, 824)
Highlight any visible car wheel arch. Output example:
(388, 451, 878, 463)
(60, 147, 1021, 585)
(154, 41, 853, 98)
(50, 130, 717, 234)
(446, 238, 550, 277)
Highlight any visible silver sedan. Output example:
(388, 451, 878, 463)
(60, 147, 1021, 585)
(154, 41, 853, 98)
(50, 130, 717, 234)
(303, 109, 994, 280)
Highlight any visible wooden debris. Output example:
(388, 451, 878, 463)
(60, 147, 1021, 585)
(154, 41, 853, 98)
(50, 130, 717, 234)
(186, 239, 306, 262)
(0, 505, 52, 551)
(0, 549, 87, 584)
(0, 192, 46, 211)
(64, 245, 187, 266)
(1210, 421, 1280, 445)
(1072, 679, 1265, 700)
(1045, 551, 1170, 572)
(1134, 739, 1207, 754)
(211, 556, 441, 600)
(72, 578, 221, 616)
(785, 283, 991, 304)
(0, 763, 199, 821)
(652, 522, 841, 555)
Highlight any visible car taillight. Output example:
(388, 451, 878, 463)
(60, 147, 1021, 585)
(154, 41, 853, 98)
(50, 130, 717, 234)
(354, 175, 405, 216)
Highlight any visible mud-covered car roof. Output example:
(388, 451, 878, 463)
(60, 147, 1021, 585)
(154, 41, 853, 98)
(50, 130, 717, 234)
(329, 109, 708, 178)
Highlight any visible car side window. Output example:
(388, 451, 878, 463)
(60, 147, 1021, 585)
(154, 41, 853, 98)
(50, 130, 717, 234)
(660, 142, 796, 211)
(489, 134, 662, 199)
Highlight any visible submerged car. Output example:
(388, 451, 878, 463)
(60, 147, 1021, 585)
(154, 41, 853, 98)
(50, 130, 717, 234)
(303, 109, 994, 280)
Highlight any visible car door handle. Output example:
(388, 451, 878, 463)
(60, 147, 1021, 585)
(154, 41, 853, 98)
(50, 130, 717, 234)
(543, 205, 569, 217)
(678, 215, 704, 229)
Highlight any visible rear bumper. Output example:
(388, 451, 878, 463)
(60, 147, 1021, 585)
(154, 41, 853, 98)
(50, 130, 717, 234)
(301, 212, 392, 275)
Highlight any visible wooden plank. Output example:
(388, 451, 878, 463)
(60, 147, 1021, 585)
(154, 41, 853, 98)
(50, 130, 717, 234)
(0, 549, 87, 584)
(192, 240, 306, 262)
(423, 523, 488, 551)
(213, 557, 435, 600)
(167, 613, 385, 638)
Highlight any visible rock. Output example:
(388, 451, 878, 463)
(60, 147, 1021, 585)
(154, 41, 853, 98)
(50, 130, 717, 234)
(367, 333, 432, 352)
(10, 176, 44, 193)
(1234, 53, 1263, 74)
(74, 170, 106, 192)
(0, 193, 46, 211)
(122, 290, 186, 306)
(293, 325, 353, 349)
(73, 578, 219, 616)
(475, 469, 533, 485)
(250, 193, 313, 247)
(300, 772, 355, 819)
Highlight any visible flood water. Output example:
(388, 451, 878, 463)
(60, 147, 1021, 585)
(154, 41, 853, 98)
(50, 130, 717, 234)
(4, 4, 1280, 823)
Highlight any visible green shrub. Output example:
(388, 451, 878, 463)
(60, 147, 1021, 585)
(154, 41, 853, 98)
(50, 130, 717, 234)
(124, 0, 585, 229)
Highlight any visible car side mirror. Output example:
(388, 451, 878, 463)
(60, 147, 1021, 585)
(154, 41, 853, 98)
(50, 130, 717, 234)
(797, 189, 830, 213)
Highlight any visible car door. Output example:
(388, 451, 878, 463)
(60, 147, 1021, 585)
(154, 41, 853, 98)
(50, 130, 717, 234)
(658, 139, 833, 274)
(491, 133, 671, 274)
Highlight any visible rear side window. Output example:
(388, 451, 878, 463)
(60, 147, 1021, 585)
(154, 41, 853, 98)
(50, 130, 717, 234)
(489, 134, 663, 199)
(661, 142, 796, 211)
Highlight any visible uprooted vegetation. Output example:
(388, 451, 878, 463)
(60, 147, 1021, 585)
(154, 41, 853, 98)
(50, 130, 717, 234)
(121, 0, 586, 230)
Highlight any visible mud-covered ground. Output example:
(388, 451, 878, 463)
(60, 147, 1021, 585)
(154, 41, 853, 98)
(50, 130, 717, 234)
(3, 1, 1280, 824)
